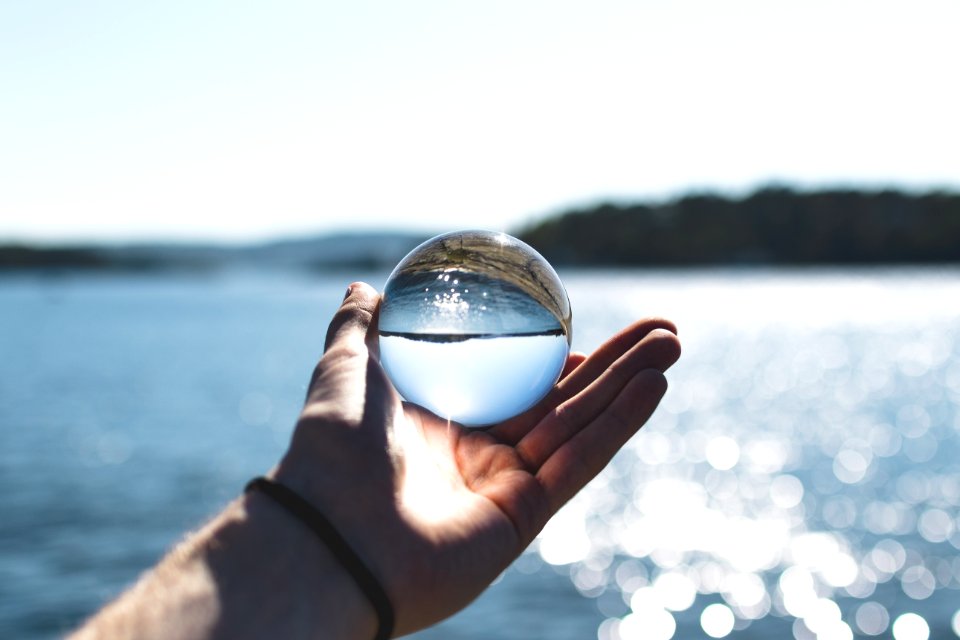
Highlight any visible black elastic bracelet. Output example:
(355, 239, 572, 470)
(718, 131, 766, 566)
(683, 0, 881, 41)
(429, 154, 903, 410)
(245, 477, 395, 640)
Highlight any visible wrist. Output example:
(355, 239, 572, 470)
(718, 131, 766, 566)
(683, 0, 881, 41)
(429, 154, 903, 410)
(272, 450, 435, 637)
(244, 478, 395, 639)
(213, 491, 380, 640)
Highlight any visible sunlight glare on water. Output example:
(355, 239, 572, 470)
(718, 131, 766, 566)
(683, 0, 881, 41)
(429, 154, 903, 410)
(518, 268, 960, 640)
(701, 603, 736, 638)
(5, 267, 960, 640)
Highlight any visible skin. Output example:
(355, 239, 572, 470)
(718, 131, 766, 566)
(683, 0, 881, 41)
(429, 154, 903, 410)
(72, 282, 680, 639)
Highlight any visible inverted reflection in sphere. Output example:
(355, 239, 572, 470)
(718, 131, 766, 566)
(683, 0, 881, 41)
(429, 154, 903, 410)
(378, 230, 572, 427)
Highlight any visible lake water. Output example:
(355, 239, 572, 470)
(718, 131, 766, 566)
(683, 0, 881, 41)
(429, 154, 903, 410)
(2, 267, 959, 639)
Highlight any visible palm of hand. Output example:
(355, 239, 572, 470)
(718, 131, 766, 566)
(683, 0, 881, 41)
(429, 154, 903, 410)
(382, 391, 590, 631)
(278, 283, 680, 634)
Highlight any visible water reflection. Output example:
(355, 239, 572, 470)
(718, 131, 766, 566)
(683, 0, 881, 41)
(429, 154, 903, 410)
(3, 269, 959, 639)
(531, 270, 960, 640)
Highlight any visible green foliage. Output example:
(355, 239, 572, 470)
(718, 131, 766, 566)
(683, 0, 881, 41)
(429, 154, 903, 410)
(0, 245, 109, 270)
(517, 187, 960, 265)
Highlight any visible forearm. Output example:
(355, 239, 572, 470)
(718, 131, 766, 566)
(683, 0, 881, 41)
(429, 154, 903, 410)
(72, 491, 378, 640)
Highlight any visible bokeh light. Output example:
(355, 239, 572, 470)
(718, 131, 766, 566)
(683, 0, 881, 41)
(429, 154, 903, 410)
(701, 603, 735, 638)
(526, 271, 960, 640)
(854, 601, 890, 636)
(892, 613, 930, 640)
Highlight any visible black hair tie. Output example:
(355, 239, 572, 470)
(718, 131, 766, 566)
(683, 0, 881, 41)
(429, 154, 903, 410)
(245, 477, 395, 640)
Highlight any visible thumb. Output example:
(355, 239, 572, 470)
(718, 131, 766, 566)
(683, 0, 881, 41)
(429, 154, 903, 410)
(323, 282, 381, 355)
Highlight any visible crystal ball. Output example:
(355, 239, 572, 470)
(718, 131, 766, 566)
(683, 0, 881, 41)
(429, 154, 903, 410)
(378, 230, 572, 427)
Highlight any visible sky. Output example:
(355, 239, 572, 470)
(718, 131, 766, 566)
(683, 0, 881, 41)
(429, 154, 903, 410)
(1, 0, 958, 244)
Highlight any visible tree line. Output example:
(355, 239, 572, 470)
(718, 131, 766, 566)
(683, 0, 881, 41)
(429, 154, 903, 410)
(517, 187, 960, 266)
(3, 187, 959, 270)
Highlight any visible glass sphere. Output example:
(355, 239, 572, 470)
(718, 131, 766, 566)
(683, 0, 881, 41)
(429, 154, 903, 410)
(379, 230, 572, 427)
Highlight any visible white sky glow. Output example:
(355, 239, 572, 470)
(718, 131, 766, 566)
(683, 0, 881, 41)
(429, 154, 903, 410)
(1, 0, 957, 243)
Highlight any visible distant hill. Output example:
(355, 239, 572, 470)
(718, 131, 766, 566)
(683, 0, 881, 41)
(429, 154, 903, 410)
(0, 246, 118, 270)
(5, 188, 960, 272)
(245, 232, 431, 271)
(0, 232, 431, 273)
(517, 187, 960, 266)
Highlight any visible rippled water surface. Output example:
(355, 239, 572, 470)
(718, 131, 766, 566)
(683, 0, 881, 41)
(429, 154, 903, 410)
(2, 268, 959, 639)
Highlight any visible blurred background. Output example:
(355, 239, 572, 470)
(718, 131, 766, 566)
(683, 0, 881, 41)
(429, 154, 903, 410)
(2, 1, 959, 639)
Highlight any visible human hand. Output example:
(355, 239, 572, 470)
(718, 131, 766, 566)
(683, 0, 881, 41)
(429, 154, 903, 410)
(273, 282, 680, 636)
